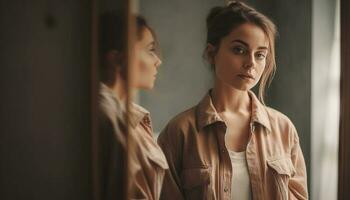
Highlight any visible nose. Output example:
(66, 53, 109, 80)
(244, 53, 255, 69)
(155, 55, 162, 68)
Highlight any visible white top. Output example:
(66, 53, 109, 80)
(227, 149, 252, 200)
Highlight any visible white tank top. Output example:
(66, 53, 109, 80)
(227, 149, 252, 200)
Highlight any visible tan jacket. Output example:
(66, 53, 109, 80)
(97, 84, 128, 200)
(157, 90, 308, 200)
(128, 102, 169, 200)
(98, 84, 168, 200)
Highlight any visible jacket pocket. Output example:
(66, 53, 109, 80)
(147, 149, 169, 199)
(181, 167, 212, 199)
(267, 157, 296, 200)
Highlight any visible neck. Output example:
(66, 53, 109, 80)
(109, 78, 138, 103)
(109, 78, 127, 102)
(211, 78, 251, 113)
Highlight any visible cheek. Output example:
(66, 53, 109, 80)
(251, 62, 266, 88)
(134, 51, 156, 88)
(214, 51, 241, 79)
(256, 61, 266, 77)
(138, 52, 155, 75)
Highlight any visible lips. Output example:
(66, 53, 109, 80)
(238, 74, 254, 80)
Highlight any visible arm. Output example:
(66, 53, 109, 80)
(97, 111, 127, 200)
(288, 126, 309, 200)
(157, 124, 185, 200)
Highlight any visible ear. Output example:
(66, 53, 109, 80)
(206, 43, 217, 65)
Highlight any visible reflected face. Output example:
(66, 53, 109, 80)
(211, 23, 269, 91)
(134, 28, 162, 90)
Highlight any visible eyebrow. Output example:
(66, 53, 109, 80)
(231, 39, 268, 50)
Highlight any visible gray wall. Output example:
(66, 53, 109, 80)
(0, 1, 92, 199)
(139, 0, 221, 133)
(248, 0, 312, 192)
(139, 0, 311, 192)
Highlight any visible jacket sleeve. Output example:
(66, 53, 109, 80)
(97, 110, 127, 200)
(288, 125, 309, 200)
(157, 123, 185, 200)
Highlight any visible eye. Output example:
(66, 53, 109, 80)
(232, 46, 246, 55)
(256, 52, 267, 60)
(149, 48, 156, 55)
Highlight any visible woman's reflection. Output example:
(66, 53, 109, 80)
(158, 1, 308, 200)
(97, 11, 167, 199)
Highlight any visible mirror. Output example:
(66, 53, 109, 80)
(94, 0, 344, 199)
(134, 0, 340, 199)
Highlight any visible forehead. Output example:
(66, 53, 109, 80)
(223, 23, 269, 48)
(138, 28, 154, 46)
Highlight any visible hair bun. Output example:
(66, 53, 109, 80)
(206, 6, 224, 26)
(226, 0, 242, 6)
(227, 1, 252, 13)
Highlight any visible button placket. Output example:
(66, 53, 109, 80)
(224, 187, 229, 192)
(246, 122, 262, 199)
(216, 122, 232, 200)
(250, 122, 256, 133)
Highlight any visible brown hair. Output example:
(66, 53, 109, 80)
(99, 11, 159, 86)
(204, 1, 277, 104)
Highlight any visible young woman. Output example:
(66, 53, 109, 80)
(158, 1, 308, 200)
(97, 12, 168, 199)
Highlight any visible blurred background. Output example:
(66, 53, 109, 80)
(0, 0, 342, 199)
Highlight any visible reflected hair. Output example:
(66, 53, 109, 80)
(204, 1, 277, 104)
(98, 11, 159, 86)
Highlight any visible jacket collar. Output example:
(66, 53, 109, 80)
(129, 103, 151, 128)
(196, 90, 271, 133)
(99, 83, 126, 123)
(100, 83, 150, 128)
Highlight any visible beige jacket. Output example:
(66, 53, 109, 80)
(98, 84, 168, 200)
(157, 90, 308, 200)
(97, 84, 128, 200)
(128, 102, 169, 200)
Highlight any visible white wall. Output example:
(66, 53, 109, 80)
(311, 0, 340, 199)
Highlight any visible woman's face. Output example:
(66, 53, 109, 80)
(210, 23, 269, 91)
(134, 28, 162, 90)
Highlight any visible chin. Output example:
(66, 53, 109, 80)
(140, 83, 154, 90)
(148, 82, 155, 89)
(231, 83, 254, 91)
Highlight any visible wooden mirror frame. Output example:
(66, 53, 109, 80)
(90, 0, 135, 199)
(338, 0, 350, 199)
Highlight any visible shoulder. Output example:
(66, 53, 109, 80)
(98, 91, 114, 127)
(264, 106, 299, 141)
(168, 106, 197, 130)
(158, 105, 197, 143)
(98, 88, 116, 116)
(265, 106, 294, 127)
(97, 87, 127, 146)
